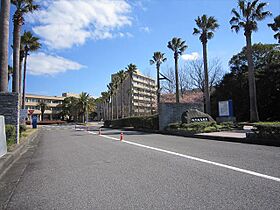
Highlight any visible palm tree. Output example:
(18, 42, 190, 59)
(19, 44, 25, 99)
(101, 91, 110, 120)
(21, 31, 41, 109)
(0, 0, 11, 92)
(112, 76, 120, 119)
(193, 15, 219, 115)
(167, 37, 187, 103)
(150, 52, 167, 104)
(10, 43, 24, 98)
(230, 0, 270, 122)
(78, 92, 90, 123)
(268, 15, 280, 43)
(125, 64, 137, 116)
(38, 101, 47, 121)
(11, 0, 39, 93)
(8, 65, 13, 82)
(107, 82, 115, 120)
(116, 70, 128, 118)
(61, 96, 79, 121)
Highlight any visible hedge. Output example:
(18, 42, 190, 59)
(167, 121, 234, 134)
(104, 115, 159, 130)
(252, 122, 280, 139)
(26, 120, 66, 125)
(5, 125, 16, 145)
(20, 124, 27, 135)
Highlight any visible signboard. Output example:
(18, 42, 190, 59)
(191, 117, 209, 122)
(28, 109, 34, 115)
(218, 100, 233, 117)
(20, 109, 28, 124)
(0, 116, 7, 158)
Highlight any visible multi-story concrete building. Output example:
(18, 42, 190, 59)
(110, 70, 157, 119)
(25, 93, 79, 121)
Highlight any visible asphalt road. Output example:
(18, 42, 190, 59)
(1, 124, 280, 209)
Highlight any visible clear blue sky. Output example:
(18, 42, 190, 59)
(6, 0, 280, 97)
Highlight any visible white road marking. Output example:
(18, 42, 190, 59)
(86, 130, 280, 183)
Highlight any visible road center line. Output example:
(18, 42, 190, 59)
(87, 131, 280, 182)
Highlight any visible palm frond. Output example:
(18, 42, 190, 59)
(193, 27, 201, 35)
(231, 8, 241, 19)
(179, 45, 187, 54)
(231, 25, 240, 33)
(207, 32, 214, 40)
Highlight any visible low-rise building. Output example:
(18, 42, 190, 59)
(25, 93, 79, 121)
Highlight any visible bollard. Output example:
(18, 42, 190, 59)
(120, 132, 124, 141)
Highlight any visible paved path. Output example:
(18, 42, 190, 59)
(1, 124, 279, 209)
(196, 130, 247, 138)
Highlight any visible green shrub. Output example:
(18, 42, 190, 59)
(20, 124, 27, 135)
(167, 121, 234, 134)
(168, 123, 181, 130)
(104, 115, 159, 130)
(5, 125, 16, 146)
(252, 122, 280, 139)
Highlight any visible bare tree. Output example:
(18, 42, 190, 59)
(179, 65, 191, 98)
(162, 65, 191, 98)
(188, 58, 224, 93)
(162, 65, 175, 94)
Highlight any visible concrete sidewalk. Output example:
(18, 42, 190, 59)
(196, 130, 247, 139)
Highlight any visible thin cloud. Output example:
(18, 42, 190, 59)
(27, 53, 86, 76)
(140, 26, 151, 33)
(182, 52, 200, 61)
(28, 0, 132, 49)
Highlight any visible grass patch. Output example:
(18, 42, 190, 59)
(250, 122, 280, 140)
(7, 126, 37, 152)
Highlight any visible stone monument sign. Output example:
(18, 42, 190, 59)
(181, 109, 215, 124)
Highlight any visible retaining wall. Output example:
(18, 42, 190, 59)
(158, 103, 204, 130)
(0, 93, 19, 143)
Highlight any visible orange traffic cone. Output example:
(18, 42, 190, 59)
(120, 132, 124, 141)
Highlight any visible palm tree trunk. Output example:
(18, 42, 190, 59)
(157, 64, 160, 104)
(22, 50, 28, 109)
(203, 42, 211, 114)
(103, 102, 105, 120)
(246, 33, 259, 122)
(174, 54, 180, 103)
(128, 93, 131, 117)
(0, 0, 10, 92)
(107, 102, 110, 121)
(103, 103, 105, 120)
(111, 95, 114, 120)
(121, 83, 124, 118)
(106, 103, 108, 120)
(85, 105, 88, 123)
(116, 93, 119, 119)
(130, 78, 133, 116)
(19, 58, 23, 106)
(12, 22, 21, 93)
(138, 89, 140, 116)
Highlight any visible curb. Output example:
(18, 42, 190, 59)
(0, 129, 39, 178)
(160, 130, 280, 147)
(104, 126, 280, 147)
